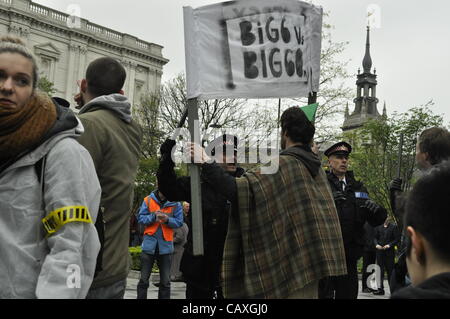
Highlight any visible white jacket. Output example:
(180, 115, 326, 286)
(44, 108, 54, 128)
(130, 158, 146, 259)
(0, 116, 101, 299)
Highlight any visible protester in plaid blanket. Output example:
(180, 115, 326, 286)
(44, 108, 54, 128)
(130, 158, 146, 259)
(188, 107, 347, 299)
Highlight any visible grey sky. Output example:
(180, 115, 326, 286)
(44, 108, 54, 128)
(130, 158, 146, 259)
(34, 0, 450, 124)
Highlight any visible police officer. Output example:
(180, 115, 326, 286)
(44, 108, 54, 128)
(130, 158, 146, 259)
(157, 134, 245, 299)
(319, 141, 387, 299)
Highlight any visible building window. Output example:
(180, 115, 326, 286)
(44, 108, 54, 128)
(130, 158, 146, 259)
(40, 56, 54, 80)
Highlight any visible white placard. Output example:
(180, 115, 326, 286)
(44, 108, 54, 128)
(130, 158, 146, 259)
(226, 12, 308, 85)
(184, 0, 323, 100)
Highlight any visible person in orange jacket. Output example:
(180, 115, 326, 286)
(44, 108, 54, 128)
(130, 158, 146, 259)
(136, 189, 183, 299)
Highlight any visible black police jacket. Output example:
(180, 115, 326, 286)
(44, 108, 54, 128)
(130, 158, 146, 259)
(157, 153, 244, 291)
(326, 171, 387, 258)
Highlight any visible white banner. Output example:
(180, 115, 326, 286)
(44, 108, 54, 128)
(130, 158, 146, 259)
(184, 0, 323, 100)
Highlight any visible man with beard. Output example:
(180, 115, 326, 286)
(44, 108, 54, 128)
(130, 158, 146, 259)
(319, 141, 387, 299)
(157, 134, 244, 299)
(186, 107, 347, 299)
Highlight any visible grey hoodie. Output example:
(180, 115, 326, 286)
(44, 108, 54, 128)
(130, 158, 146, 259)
(280, 144, 321, 178)
(78, 94, 132, 123)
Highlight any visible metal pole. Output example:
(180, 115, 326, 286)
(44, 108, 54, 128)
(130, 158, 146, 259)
(397, 133, 404, 178)
(308, 92, 317, 105)
(276, 98, 281, 151)
(169, 107, 189, 140)
(187, 98, 204, 256)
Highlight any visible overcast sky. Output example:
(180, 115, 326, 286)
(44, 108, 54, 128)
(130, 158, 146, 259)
(35, 0, 450, 124)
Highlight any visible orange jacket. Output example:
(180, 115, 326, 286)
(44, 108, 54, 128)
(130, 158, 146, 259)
(143, 196, 175, 242)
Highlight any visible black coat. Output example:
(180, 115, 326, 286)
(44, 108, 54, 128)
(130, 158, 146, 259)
(363, 222, 377, 252)
(157, 154, 244, 292)
(391, 272, 450, 299)
(327, 171, 387, 259)
(374, 222, 400, 252)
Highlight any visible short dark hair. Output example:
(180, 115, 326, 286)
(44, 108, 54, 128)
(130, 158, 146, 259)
(85, 57, 126, 97)
(418, 127, 450, 166)
(280, 107, 315, 145)
(405, 160, 450, 263)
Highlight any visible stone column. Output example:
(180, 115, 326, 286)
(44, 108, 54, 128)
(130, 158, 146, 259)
(364, 84, 369, 98)
(127, 61, 137, 106)
(77, 46, 88, 83)
(155, 69, 162, 93)
(65, 44, 78, 102)
(146, 68, 155, 94)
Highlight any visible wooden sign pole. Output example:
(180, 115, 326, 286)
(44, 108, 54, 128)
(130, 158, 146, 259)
(187, 98, 204, 256)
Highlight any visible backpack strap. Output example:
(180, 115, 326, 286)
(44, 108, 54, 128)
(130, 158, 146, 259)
(35, 155, 47, 203)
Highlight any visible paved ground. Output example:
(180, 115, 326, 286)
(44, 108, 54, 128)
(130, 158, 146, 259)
(124, 271, 389, 299)
(125, 270, 187, 299)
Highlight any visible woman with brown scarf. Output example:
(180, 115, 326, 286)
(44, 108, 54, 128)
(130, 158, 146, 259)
(0, 36, 102, 299)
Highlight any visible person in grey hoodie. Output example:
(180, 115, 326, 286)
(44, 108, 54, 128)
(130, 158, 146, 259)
(75, 57, 142, 299)
(0, 36, 101, 299)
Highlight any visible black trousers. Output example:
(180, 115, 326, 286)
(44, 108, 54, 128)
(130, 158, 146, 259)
(362, 250, 376, 290)
(185, 282, 223, 299)
(376, 249, 395, 291)
(319, 256, 359, 299)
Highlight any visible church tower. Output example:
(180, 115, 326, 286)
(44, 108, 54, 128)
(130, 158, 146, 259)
(342, 26, 382, 132)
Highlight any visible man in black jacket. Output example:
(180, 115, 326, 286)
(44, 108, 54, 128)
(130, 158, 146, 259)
(374, 217, 400, 295)
(391, 161, 450, 299)
(157, 134, 244, 299)
(319, 142, 387, 299)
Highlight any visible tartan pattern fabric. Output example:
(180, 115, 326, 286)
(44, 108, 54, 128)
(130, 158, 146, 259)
(222, 153, 347, 299)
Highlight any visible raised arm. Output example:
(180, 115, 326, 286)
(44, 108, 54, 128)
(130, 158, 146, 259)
(157, 139, 192, 202)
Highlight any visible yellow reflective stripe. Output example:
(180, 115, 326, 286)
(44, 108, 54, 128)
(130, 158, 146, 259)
(42, 206, 93, 237)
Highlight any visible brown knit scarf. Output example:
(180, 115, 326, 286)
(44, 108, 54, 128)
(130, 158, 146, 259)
(0, 92, 57, 166)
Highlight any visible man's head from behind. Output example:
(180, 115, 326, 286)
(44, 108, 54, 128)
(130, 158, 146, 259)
(80, 57, 126, 104)
(405, 161, 450, 286)
(416, 127, 450, 171)
(280, 107, 315, 150)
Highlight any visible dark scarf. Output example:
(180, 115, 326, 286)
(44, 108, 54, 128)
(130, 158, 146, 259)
(0, 92, 57, 167)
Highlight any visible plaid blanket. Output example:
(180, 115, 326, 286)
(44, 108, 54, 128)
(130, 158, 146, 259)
(222, 148, 347, 298)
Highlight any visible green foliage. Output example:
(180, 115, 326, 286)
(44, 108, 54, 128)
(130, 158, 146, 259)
(132, 157, 160, 215)
(37, 76, 57, 96)
(343, 102, 444, 226)
(131, 157, 189, 216)
(129, 246, 159, 272)
(134, 93, 165, 159)
(129, 246, 142, 271)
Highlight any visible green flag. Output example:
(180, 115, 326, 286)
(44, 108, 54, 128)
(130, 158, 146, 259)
(300, 103, 318, 124)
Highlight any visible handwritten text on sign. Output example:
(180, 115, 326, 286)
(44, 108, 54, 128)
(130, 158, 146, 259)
(227, 12, 307, 85)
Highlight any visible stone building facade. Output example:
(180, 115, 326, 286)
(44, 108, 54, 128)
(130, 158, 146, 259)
(0, 0, 168, 107)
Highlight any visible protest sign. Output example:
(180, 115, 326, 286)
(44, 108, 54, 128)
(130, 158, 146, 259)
(184, 0, 323, 100)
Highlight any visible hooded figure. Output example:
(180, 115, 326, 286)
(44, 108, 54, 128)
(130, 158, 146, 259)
(75, 57, 142, 299)
(0, 36, 100, 299)
(187, 107, 347, 298)
(157, 134, 245, 299)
